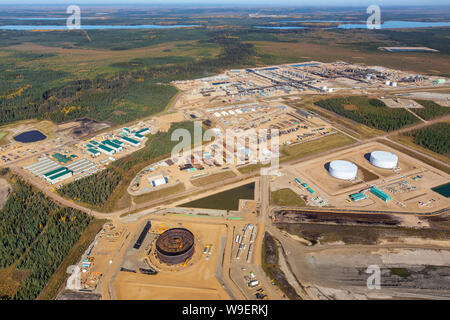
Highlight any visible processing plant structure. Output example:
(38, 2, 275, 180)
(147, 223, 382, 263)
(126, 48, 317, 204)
(155, 228, 195, 265)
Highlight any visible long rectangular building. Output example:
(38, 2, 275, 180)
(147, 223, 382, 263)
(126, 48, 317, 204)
(97, 144, 115, 155)
(43, 167, 73, 184)
(370, 187, 391, 202)
(121, 136, 140, 146)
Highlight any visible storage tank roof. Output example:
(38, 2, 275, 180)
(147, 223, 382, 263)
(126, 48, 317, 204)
(328, 160, 358, 180)
(371, 151, 397, 162)
(370, 151, 398, 169)
(330, 160, 357, 172)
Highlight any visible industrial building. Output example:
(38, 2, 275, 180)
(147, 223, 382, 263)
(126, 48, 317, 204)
(369, 151, 398, 169)
(102, 139, 123, 152)
(97, 144, 115, 155)
(24, 157, 61, 177)
(370, 187, 392, 202)
(136, 128, 150, 135)
(66, 158, 98, 175)
(151, 177, 169, 187)
(24, 155, 98, 184)
(349, 192, 367, 202)
(121, 136, 141, 147)
(328, 160, 358, 180)
(43, 167, 73, 184)
(87, 148, 100, 157)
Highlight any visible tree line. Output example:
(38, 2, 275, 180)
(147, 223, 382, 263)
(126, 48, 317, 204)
(406, 122, 450, 155)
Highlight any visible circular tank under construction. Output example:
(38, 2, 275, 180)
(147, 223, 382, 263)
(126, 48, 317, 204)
(155, 228, 195, 265)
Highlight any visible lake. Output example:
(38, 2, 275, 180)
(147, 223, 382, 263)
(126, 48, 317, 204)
(255, 20, 450, 30)
(180, 182, 255, 211)
(254, 26, 306, 30)
(0, 24, 200, 30)
(337, 21, 450, 29)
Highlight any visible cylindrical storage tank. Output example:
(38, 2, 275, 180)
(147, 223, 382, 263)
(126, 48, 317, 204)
(369, 151, 398, 169)
(328, 160, 358, 180)
(156, 228, 195, 265)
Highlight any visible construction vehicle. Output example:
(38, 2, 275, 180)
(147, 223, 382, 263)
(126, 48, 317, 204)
(182, 258, 190, 268)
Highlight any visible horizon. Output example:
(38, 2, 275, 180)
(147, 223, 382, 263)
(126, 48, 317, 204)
(1, 1, 449, 7)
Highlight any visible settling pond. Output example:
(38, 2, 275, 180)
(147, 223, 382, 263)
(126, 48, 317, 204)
(432, 183, 450, 198)
(13, 130, 47, 143)
(180, 182, 255, 211)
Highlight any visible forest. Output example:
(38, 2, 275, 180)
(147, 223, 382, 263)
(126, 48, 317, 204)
(0, 175, 93, 300)
(413, 100, 450, 120)
(57, 168, 122, 208)
(314, 96, 419, 131)
(406, 122, 450, 155)
(0, 31, 254, 125)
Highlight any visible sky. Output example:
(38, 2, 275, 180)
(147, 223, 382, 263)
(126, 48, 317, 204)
(0, 0, 449, 6)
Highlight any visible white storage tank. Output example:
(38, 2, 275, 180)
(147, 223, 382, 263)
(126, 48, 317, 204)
(369, 151, 398, 169)
(328, 160, 358, 180)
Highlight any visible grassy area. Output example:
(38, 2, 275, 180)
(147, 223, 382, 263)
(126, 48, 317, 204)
(390, 268, 410, 278)
(0, 266, 29, 299)
(132, 183, 186, 205)
(237, 163, 270, 175)
(37, 218, 106, 300)
(0, 131, 8, 146)
(271, 188, 306, 207)
(190, 170, 237, 187)
(280, 132, 356, 163)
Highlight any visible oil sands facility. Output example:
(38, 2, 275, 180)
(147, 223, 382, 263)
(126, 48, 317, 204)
(155, 228, 195, 265)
